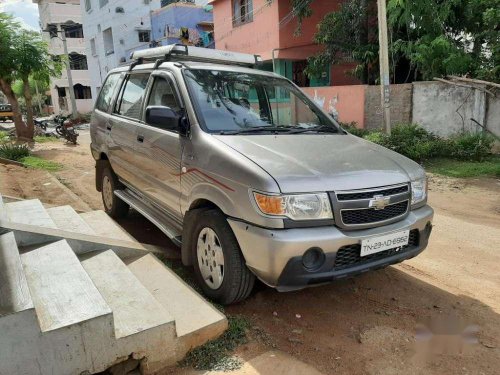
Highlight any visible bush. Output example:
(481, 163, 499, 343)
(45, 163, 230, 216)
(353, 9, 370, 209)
(364, 131, 389, 146)
(448, 132, 494, 161)
(341, 121, 371, 138)
(0, 143, 31, 161)
(381, 123, 447, 162)
(359, 123, 495, 164)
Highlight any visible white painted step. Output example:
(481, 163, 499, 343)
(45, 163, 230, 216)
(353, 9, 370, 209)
(80, 250, 174, 339)
(5, 199, 57, 228)
(20, 240, 112, 332)
(0, 232, 33, 316)
(0, 194, 7, 220)
(80, 210, 137, 242)
(47, 205, 95, 235)
(127, 254, 227, 339)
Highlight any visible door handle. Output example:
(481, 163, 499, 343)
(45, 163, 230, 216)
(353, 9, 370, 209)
(137, 135, 144, 143)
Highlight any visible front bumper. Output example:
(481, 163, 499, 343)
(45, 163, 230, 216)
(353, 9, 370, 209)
(228, 205, 433, 291)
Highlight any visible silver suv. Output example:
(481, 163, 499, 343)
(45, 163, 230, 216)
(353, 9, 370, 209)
(90, 45, 433, 304)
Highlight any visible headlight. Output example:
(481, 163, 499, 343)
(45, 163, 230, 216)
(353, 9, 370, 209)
(411, 177, 427, 206)
(253, 192, 333, 220)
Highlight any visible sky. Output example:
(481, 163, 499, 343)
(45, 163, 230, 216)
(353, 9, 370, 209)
(0, 0, 40, 31)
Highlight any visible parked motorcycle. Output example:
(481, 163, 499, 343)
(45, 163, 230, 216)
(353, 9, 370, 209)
(54, 115, 78, 144)
(34, 118, 48, 131)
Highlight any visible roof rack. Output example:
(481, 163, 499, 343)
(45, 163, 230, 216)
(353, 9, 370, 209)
(129, 44, 263, 68)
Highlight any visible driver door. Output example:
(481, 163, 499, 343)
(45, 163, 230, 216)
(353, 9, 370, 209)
(133, 71, 184, 219)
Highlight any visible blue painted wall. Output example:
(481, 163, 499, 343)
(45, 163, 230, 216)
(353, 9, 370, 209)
(151, 4, 214, 48)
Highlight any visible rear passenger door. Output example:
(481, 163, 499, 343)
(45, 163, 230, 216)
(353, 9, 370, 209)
(133, 71, 183, 218)
(108, 72, 150, 186)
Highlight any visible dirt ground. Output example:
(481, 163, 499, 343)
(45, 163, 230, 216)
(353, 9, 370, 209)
(1, 133, 499, 375)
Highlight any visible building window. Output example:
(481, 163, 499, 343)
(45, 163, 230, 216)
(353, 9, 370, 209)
(69, 53, 88, 70)
(138, 30, 150, 43)
(74, 84, 92, 100)
(85, 0, 92, 11)
(99, 0, 109, 8)
(90, 38, 97, 56)
(63, 24, 84, 38)
(103, 27, 114, 55)
(47, 24, 58, 38)
(233, 0, 253, 26)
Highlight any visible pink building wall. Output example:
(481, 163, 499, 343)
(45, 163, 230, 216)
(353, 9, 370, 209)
(211, 0, 281, 60)
(276, 0, 341, 59)
(302, 85, 367, 128)
(211, 0, 362, 84)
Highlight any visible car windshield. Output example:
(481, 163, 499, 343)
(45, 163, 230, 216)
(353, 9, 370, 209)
(183, 69, 340, 134)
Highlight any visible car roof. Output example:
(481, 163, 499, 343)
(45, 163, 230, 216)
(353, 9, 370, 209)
(108, 61, 283, 80)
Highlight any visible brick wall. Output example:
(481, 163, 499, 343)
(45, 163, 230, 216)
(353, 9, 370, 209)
(364, 84, 413, 130)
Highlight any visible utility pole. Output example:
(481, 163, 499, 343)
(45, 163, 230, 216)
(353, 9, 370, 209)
(377, 0, 391, 135)
(59, 24, 78, 119)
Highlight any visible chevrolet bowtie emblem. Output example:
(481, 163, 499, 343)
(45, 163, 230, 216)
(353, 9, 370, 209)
(369, 194, 391, 210)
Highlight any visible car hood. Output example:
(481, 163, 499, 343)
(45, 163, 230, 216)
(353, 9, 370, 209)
(213, 134, 425, 192)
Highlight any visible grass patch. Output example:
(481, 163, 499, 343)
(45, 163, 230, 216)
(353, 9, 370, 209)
(0, 143, 30, 161)
(179, 315, 250, 371)
(34, 135, 59, 143)
(0, 131, 8, 143)
(21, 156, 63, 171)
(426, 156, 500, 178)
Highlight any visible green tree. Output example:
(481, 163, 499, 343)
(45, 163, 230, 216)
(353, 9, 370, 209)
(297, 0, 500, 84)
(13, 76, 50, 116)
(0, 13, 62, 140)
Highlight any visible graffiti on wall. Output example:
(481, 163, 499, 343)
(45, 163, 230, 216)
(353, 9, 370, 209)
(313, 89, 339, 119)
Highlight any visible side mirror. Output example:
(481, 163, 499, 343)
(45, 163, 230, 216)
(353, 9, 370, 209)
(145, 105, 179, 130)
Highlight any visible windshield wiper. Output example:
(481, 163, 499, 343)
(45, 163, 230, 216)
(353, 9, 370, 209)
(220, 126, 293, 135)
(285, 125, 340, 134)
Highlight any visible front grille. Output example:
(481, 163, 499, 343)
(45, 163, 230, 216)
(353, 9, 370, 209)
(341, 201, 408, 225)
(337, 185, 408, 201)
(333, 229, 419, 270)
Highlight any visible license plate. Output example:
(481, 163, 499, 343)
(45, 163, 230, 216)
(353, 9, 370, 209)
(360, 230, 410, 257)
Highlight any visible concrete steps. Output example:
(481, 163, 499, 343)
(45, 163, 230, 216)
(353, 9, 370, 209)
(0, 195, 227, 374)
(20, 240, 112, 332)
(80, 250, 174, 339)
(47, 205, 95, 235)
(128, 254, 227, 344)
(0, 231, 33, 316)
(4, 199, 57, 228)
(80, 210, 137, 242)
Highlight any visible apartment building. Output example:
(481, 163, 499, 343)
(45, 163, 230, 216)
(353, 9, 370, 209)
(34, 0, 93, 114)
(211, 0, 361, 86)
(80, 0, 162, 100)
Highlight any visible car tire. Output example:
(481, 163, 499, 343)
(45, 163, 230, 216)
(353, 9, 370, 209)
(191, 209, 255, 305)
(101, 166, 129, 219)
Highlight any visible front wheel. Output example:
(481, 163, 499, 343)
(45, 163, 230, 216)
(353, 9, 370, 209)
(101, 166, 129, 218)
(191, 209, 255, 305)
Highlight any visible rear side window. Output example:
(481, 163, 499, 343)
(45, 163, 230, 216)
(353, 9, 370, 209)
(114, 73, 150, 120)
(95, 73, 120, 112)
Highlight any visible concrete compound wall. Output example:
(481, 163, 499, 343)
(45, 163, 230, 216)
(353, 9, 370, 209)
(302, 81, 499, 139)
(303, 86, 366, 127)
(364, 84, 413, 130)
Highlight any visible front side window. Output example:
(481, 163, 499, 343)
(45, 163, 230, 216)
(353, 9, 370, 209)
(147, 77, 180, 111)
(114, 73, 149, 120)
(95, 73, 120, 112)
(183, 69, 339, 134)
